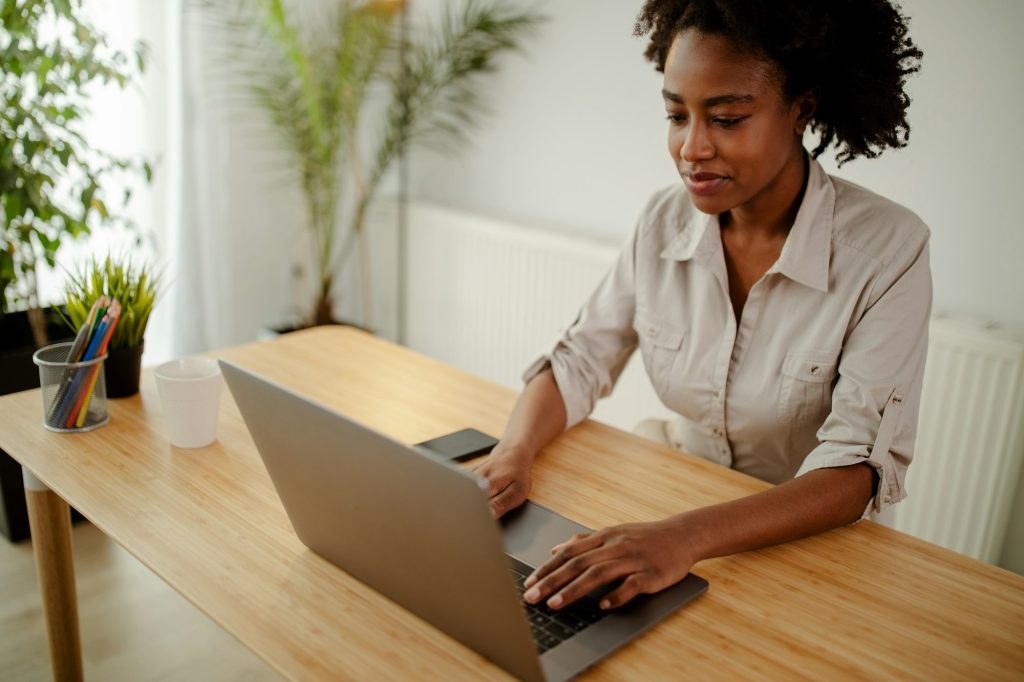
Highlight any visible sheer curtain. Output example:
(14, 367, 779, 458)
(47, 0, 306, 366)
(161, 0, 236, 359)
(151, 0, 307, 361)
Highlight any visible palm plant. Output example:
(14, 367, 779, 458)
(200, 0, 543, 327)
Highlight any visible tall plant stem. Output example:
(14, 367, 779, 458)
(315, 276, 334, 326)
(356, 207, 373, 330)
(350, 134, 373, 330)
(314, 210, 336, 326)
(26, 267, 49, 348)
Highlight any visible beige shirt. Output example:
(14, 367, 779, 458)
(524, 158, 932, 517)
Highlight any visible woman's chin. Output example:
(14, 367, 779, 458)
(686, 191, 733, 216)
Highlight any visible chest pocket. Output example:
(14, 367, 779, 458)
(633, 312, 686, 398)
(778, 350, 838, 424)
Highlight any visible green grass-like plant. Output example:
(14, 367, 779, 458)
(61, 255, 158, 350)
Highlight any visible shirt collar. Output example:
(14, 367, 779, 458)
(660, 157, 834, 293)
(771, 157, 833, 292)
(659, 209, 717, 263)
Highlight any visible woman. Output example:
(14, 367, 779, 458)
(477, 0, 930, 612)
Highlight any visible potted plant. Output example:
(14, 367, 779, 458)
(61, 255, 159, 398)
(1, 0, 149, 541)
(202, 0, 543, 331)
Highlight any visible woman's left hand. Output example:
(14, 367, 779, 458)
(522, 517, 701, 611)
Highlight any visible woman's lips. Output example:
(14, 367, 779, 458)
(683, 171, 729, 196)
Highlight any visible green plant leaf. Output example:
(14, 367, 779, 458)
(91, 198, 108, 219)
(3, 193, 23, 225)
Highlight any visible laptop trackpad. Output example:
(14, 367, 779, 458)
(500, 501, 594, 569)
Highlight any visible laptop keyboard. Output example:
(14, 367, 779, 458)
(510, 564, 608, 653)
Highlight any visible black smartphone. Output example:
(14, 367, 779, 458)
(415, 428, 499, 463)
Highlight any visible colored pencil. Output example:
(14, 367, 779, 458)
(72, 302, 121, 427)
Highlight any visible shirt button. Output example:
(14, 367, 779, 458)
(647, 327, 657, 337)
(883, 494, 892, 504)
(810, 365, 821, 376)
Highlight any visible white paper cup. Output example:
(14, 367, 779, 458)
(155, 357, 222, 448)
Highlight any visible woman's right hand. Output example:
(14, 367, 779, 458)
(473, 443, 535, 519)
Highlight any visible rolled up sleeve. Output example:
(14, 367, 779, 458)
(522, 224, 642, 430)
(796, 228, 932, 519)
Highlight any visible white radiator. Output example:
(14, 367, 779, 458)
(404, 203, 675, 431)
(892, 318, 1024, 562)
(405, 204, 615, 387)
(403, 202, 1024, 563)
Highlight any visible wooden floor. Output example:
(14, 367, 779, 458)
(0, 521, 281, 682)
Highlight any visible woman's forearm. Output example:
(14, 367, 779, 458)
(521, 462, 879, 611)
(678, 463, 877, 562)
(477, 367, 568, 517)
(498, 366, 567, 459)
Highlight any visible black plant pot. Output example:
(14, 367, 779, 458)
(0, 308, 87, 542)
(270, 319, 375, 336)
(104, 342, 144, 398)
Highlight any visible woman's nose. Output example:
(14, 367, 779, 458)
(681, 121, 714, 162)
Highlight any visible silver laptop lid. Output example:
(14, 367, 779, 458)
(220, 360, 545, 682)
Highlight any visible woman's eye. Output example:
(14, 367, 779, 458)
(713, 117, 745, 128)
(665, 114, 687, 125)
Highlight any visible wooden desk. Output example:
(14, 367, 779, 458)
(1, 327, 1022, 680)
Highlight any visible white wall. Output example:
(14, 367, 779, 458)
(409, 0, 676, 242)
(407, 1, 1024, 572)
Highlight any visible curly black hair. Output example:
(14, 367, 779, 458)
(634, 0, 923, 165)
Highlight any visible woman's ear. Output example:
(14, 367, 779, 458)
(794, 90, 817, 134)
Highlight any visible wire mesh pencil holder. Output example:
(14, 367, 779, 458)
(33, 342, 110, 433)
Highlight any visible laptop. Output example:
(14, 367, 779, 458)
(220, 361, 708, 681)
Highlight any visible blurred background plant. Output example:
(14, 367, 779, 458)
(0, 0, 151, 345)
(198, 0, 544, 329)
(61, 254, 158, 351)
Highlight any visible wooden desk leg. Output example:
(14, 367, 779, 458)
(23, 467, 84, 682)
